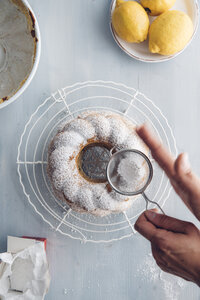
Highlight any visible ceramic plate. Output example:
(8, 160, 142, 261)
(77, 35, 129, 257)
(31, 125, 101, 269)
(110, 0, 199, 62)
(0, 0, 41, 109)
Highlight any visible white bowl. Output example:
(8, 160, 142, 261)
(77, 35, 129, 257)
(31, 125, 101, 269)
(0, 0, 41, 109)
(110, 0, 199, 63)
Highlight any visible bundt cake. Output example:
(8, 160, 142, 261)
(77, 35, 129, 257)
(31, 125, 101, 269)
(47, 111, 148, 217)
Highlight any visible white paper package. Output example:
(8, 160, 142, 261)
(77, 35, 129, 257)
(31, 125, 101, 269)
(0, 241, 50, 300)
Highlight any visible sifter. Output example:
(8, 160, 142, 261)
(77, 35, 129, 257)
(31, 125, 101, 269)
(79, 143, 165, 214)
(106, 148, 165, 214)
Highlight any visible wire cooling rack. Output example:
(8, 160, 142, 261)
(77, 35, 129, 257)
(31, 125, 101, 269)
(17, 80, 177, 243)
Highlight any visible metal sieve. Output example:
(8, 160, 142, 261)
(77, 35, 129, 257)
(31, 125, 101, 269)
(107, 149, 165, 214)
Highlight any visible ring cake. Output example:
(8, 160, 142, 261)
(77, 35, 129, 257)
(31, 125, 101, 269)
(47, 111, 148, 216)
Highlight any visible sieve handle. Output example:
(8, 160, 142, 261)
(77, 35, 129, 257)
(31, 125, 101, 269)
(109, 146, 120, 156)
(142, 192, 165, 215)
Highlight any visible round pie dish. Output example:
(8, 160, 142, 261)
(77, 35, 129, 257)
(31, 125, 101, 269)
(0, 0, 41, 109)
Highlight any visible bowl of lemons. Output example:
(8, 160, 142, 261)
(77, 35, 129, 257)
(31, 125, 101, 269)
(110, 0, 199, 62)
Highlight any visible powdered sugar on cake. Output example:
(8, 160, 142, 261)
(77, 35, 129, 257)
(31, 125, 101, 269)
(117, 154, 147, 193)
(47, 111, 149, 216)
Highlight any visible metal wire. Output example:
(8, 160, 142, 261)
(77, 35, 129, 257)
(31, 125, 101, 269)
(142, 193, 165, 215)
(17, 81, 177, 243)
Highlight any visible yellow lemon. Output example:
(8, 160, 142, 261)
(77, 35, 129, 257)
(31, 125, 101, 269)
(112, 0, 149, 43)
(140, 0, 176, 16)
(149, 10, 193, 55)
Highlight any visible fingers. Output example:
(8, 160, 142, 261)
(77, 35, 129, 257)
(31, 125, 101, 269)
(145, 210, 197, 234)
(175, 153, 190, 174)
(174, 153, 200, 198)
(136, 124, 175, 177)
(172, 153, 200, 218)
(134, 210, 161, 241)
(137, 124, 200, 221)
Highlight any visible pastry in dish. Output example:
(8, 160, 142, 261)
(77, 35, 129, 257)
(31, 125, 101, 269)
(0, 0, 37, 104)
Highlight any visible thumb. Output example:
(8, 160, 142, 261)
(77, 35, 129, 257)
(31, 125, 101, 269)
(173, 153, 200, 219)
(134, 210, 157, 241)
(145, 210, 191, 234)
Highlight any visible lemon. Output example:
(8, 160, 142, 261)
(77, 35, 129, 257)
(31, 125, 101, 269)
(140, 0, 176, 16)
(112, 0, 149, 43)
(149, 10, 193, 55)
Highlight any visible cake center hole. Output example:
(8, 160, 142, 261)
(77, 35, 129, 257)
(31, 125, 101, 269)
(78, 143, 111, 183)
(0, 42, 7, 72)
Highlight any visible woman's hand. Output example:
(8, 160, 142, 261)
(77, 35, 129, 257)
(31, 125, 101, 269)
(136, 124, 200, 221)
(134, 123, 200, 285)
(135, 210, 200, 286)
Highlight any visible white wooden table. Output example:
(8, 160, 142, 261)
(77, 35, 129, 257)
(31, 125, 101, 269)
(0, 1, 200, 299)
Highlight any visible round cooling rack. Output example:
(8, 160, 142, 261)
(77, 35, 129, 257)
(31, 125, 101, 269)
(17, 80, 177, 243)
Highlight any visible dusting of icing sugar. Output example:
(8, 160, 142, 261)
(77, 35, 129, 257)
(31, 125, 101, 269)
(137, 253, 185, 300)
(122, 133, 148, 152)
(118, 159, 140, 182)
(48, 111, 149, 216)
(107, 116, 130, 145)
(117, 154, 147, 193)
(63, 119, 95, 140)
(52, 131, 84, 150)
(85, 114, 111, 139)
